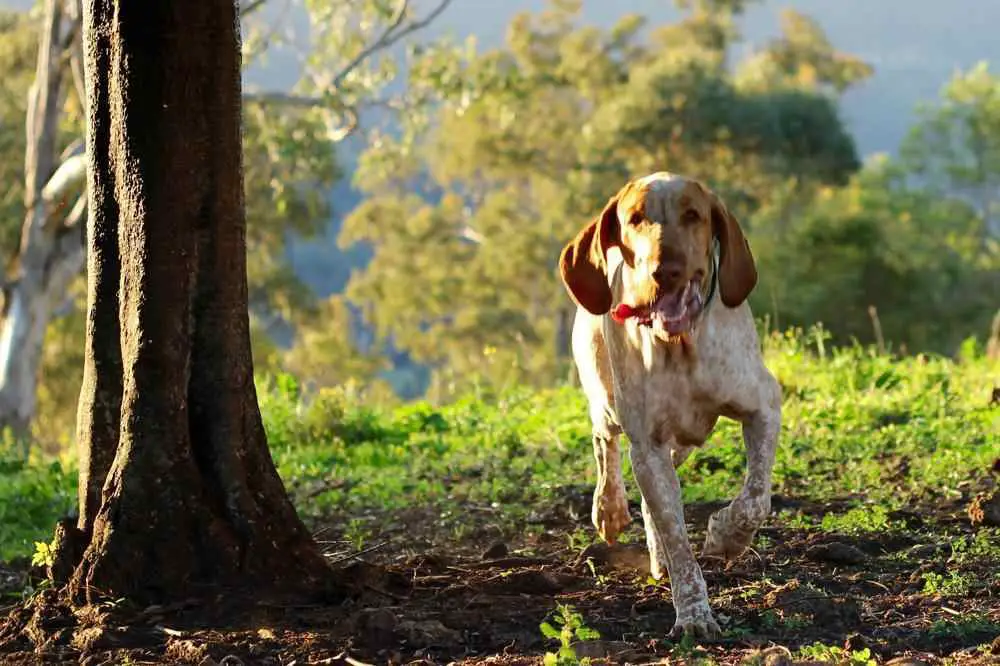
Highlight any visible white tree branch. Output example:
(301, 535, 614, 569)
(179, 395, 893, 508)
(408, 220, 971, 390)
(41, 152, 86, 204)
(241, 0, 452, 142)
(240, 0, 270, 17)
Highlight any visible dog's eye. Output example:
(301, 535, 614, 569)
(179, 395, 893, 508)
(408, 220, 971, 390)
(681, 209, 701, 225)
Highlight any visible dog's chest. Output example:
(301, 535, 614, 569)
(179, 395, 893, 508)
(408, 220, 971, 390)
(642, 369, 721, 447)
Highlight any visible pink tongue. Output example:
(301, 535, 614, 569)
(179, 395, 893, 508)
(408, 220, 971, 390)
(658, 292, 686, 319)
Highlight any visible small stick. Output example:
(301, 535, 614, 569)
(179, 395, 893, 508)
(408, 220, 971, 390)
(868, 305, 886, 355)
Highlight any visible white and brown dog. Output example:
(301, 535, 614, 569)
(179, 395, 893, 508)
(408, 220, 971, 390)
(559, 172, 782, 639)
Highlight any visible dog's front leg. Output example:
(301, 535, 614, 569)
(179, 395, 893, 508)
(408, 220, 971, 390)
(630, 438, 720, 640)
(704, 374, 781, 560)
(592, 432, 631, 543)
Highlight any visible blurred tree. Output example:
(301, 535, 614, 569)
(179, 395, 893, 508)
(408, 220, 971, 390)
(0, 0, 450, 444)
(339, 0, 866, 399)
(901, 62, 1000, 241)
(737, 9, 873, 95)
(754, 155, 998, 352)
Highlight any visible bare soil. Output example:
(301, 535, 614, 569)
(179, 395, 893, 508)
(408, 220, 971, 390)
(2, 491, 999, 665)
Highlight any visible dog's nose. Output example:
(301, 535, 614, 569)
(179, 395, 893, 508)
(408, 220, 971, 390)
(654, 262, 684, 284)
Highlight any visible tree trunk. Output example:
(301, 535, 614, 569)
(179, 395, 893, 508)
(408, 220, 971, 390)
(62, 0, 333, 605)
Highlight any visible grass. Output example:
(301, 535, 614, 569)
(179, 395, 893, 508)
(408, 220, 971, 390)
(1, 326, 997, 562)
(2, 326, 1000, 664)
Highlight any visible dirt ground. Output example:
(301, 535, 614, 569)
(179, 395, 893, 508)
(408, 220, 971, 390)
(2, 490, 1000, 665)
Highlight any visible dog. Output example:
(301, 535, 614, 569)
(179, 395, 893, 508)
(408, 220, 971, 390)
(558, 172, 782, 639)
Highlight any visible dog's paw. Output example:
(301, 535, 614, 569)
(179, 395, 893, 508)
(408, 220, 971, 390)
(702, 506, 757, 562)
(592, 483, 631, 544)
(670, 599, 721, 641)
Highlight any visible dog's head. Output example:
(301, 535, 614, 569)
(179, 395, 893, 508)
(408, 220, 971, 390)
(559, 172, 757, 341)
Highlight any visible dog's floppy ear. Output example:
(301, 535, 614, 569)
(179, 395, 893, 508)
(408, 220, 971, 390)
(559, 194, 621, 315)
(710, 193, 757, 307)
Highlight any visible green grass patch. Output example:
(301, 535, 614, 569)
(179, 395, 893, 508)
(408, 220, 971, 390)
(1, 327, 998, 561)
(0, 441, 76, 562)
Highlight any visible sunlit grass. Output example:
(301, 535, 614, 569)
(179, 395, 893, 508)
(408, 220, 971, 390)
(1, 326, 997, 561)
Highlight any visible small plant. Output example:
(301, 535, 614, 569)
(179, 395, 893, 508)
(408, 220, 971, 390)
(566, 528, 592, 552)
(30, 538, 55, 569)
(798, 642, 877, 666)
(582, 558, 610, 587)
(928, 613, 1000, 640)
(665, 631, 718, 663)
(921, 570, 973, 596)
(950, 528, 1000, 564)
(540, 604, 600, 666)
(820, 504, 894, 534)
(344, 517, 371, 551)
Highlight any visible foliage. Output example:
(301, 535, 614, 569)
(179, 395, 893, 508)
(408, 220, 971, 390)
(0, 0, 439, 442)
(1, 0, 999, 445)
(340, 0, 869, 400)
(753, 156, 1000, 352)
(901, 61, 1000, 239)
(539, 604, 600, 666)
(0, 439, 75, 562)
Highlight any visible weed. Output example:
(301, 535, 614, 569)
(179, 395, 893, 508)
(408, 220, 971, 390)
(922, 571, 974, 597)
(539, 604, 600, 665)
(30, 539, 55, 569)
(344, 518, 371, 551)
(820, 505, 895, 535)
(798, 642, 877, 665)
(928, 614, 1000, 640)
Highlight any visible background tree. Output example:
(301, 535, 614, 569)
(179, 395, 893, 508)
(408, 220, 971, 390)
(754, 156, 997, 351)
(58, 0, 333, 603)
(0, 0, 451, 446)
(901, 62, 1000, 240)
(338, 0, 867, 400)
(756, 62, 1000, 351)
(0, 0, 87, 444)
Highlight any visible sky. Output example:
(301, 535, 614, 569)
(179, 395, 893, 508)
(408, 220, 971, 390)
(3, 0, 997, 157)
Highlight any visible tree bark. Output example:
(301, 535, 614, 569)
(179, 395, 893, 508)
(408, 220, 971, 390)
(63, 0, 333, 605)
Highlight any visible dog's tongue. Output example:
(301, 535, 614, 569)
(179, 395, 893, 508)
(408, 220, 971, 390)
(656, 282, 692, 320)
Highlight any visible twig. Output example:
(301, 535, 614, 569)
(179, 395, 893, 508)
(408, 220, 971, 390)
(868, 305, 886, 355)
(240, 0, 269, 17)
(463, 556, 554, 570)
(325, 541, 389, 565)
(863, 578, 892, 593)
(329, 652, 376, 666)
(241, 0, 453, 144)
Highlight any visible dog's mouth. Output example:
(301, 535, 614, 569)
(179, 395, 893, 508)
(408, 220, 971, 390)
(611, 277, 706, 335)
